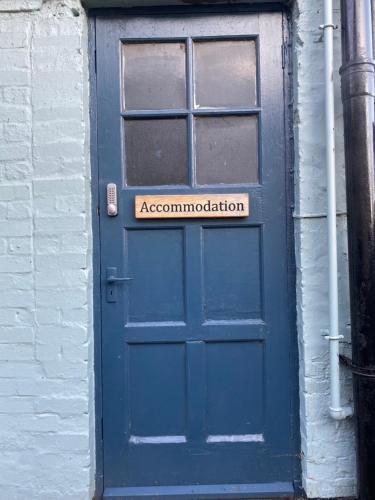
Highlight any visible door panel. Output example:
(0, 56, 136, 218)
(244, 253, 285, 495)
(97, 10, 297, 499)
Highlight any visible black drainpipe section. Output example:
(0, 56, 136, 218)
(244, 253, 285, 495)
(340, 1, 375, 499)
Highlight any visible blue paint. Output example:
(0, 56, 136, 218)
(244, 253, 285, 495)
(95, 8, 299, 499)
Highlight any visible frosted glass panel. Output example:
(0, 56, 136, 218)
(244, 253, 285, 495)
(125, 118, 188, 186)
(123, 42, 186, 110)
(194, 40, 257, 108)
(195, 116, 258, 185)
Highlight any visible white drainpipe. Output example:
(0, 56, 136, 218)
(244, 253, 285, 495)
(321, 0, 353, 420)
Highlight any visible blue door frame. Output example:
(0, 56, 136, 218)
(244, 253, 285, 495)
(89, 5, 301, 499)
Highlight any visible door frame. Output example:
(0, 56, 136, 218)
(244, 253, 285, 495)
(88, 5, 301, 498)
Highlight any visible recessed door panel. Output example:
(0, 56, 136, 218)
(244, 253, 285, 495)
(203, 226, 262, 321)
(206, 341, 264, 437)
(97, 10, 297, 499)
(129, 343, 187, 438)
(126, 228, 185, 323)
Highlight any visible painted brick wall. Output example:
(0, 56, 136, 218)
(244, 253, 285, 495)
(0, 0, 356, 499)
(0, 1, 94, 499)
(294, 0, 356, 497)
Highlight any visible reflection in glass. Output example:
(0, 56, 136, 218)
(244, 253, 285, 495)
(195, 116, 258, 185)
(123, 42, 186, 110)
(125, 118, 188, 186)
(194, 40, 257, 108)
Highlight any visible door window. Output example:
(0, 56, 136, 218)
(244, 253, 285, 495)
(122, 39, 259, 186)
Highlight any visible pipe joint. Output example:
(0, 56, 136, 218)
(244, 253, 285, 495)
(329, 405, 354, 420)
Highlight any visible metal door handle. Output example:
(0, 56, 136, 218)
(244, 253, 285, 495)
(106, 267, 132, 303)
(106, 267, 132, 284)
(107, 276, 133, 283)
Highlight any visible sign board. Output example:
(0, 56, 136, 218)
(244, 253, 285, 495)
(135, 194, 249, 219)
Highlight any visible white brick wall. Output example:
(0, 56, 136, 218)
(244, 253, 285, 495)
(0, 1, 94, 499)
(0, 0, 356, 498)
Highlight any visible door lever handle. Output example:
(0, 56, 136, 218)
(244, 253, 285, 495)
(107, 275, 133, 283)
(106, 267, 132, 284)
(106, 267, 132, 303)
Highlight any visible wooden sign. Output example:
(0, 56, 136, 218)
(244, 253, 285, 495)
(135, 194, 249, 219)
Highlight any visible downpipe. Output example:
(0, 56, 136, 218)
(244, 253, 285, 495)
(340, 1, 375, 497)
(321, 0, 353, 421)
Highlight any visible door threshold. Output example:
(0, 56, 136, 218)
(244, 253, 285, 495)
(103, 482, 295, 499)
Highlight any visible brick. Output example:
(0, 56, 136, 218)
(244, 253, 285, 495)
(0, 70, 30, 86)
(33, 106, 83, 122)
(0, 49, 29, 69)
(60, 232, 88, 252)
(62, 343, 88, 362)
(35, 253, 87, 271)
(0, 184, 30, 201)
(37, 325, 87, 345)
(0, 256, 32, 273)
(0, 0, 43, 12)
(0, 308, 34, 327)
(0, 344, 34, 361)
(0, 309, 20, 326)
(0, 379, 18, 395)
(0, 237, 7, 254)
(34, 235, 60, 255)
(0, 105, 30, 124)
(56, 194, 85, 214)
(16, 378, 88, 397)
(0, 362, 41, 379)
(14, 308, 34, 326)
(8, 238, 32, 254)
(36, 307, 60, 325)
(0, 397, 34, 413)
(0, 33, 27, 49)
(0, 273, 32, 290)
(42, 359, 88, 379)
(0, 327, 33, 343)
(7, 201, 32, 220)
(1, 162, 32, 181)
(3, 123, 31, 142)
(34, 216, 86, 234)
(36, 288, 87, 309)
(36, 268, 87, 288)
(61, 307, 88, 324)
(33, 177, 85, 197)
(2, 87, 30, 105)
(0, 220, 32, 237)
(33, 140, 84, 161)
(36, 432, 89, 452)
(33, 35, 81, 49)
(34, 396, 88, 416)
(0, 143, 30, 161)
(0, 291, 34, 310)
(35, 342, 60, 362)
(0, 414, 60, 432)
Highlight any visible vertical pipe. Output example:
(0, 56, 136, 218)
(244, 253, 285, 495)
(340, 0, 375, 497)
(323, 0, 353, 420)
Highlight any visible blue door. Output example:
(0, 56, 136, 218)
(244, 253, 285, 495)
(96, 10, 297, 499)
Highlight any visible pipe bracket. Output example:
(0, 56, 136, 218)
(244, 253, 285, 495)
(323, 334, 344, 341)
(319, 23, 338, 30)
